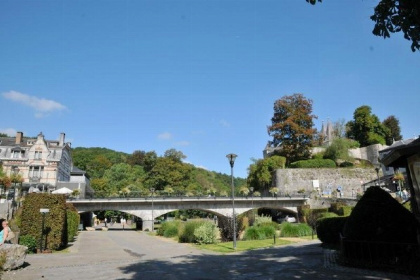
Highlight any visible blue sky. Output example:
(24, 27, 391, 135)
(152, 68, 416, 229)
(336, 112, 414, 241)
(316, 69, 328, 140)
(1, 0, 419, 178)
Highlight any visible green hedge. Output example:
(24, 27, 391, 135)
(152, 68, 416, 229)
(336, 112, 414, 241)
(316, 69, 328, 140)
(289, 159, 336, 168)
(316, 216, 348, 244)
(244, 224, 276, 240)
(66, 203, 80, 242)
(157, 220, 181, 238)
(19, 235, 38, 253)
(21, 193, 68, 250)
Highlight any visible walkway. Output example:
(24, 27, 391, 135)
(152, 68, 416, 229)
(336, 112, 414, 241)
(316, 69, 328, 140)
(3, 230, 417, 280)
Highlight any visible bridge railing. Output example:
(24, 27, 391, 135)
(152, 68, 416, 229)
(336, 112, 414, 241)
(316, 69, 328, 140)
(69, 192, 310, 201)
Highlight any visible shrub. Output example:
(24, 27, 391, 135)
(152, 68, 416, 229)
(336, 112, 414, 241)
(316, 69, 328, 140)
(280, 222, 312, 237)
(289, 159, 336, 168)
(329, 203, 346, 215)
(157, 220, 181, 238)
(19, 235, 38, 253)
(339, 161, 354, 168)
(20, 193, 68, 250)
(317, 212, 338, 220)
(254, 215, 273, 227)
(66, 203, 80, 242)
(243, 224, 276, 240)
(194, 221, 218, 244)
(343, 187, 420, 243)
(178, 220, 205, 243)
(218, 216, 243, 242)
(316, 217, 348, 244)
(339, 206, 353, 216)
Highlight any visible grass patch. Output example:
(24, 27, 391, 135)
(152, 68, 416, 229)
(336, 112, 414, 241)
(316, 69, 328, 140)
(195, 238, 294, 253)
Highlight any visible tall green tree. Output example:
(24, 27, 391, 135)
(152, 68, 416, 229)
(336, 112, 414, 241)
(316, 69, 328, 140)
(382, 115, 403, 145)
(247, 156, 286, 193)
(307, 0, 420, 52)
(346, 105, 389, 147)
(267, 93, 317, 165)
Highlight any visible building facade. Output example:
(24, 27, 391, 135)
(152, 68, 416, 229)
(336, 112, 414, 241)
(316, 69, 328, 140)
(0, 131, 72, 194)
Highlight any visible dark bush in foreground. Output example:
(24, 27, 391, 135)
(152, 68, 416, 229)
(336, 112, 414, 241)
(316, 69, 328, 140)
(316, 217, 348, 244)
(343, 187, 420, 243)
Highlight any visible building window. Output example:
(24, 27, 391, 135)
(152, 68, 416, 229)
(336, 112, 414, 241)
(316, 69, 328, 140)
(29, 166, 44, 179)
(35, 151, 42, 159)
(12, 151, 20, 159)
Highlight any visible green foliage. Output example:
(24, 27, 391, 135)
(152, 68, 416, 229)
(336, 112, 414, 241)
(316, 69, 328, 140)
(343, 187, 420, 243)
(267, 93, 317, 165)
(243, 224, 276, 240)
(157, 220, 181, 238)
(323, 138, 359, 163)
(218, 216, 243, 242)
(279, 222, 312, 237)
(254, 215, 273, 227)
(290, 159, 336, 168)
(194, 221, 218, 244)
(20, 193, 68, 250)
(66, 204, 80, 242)
(346, 106, 389, 147)
(339, 161, 354, 168)
(316, 217, 348, 244)
(178, 220, 205, 243)
(382, 115, 402, 145)
(247, 155, 286, 193)
(19, 235, 38, 253)
(317, 212, 339, 220)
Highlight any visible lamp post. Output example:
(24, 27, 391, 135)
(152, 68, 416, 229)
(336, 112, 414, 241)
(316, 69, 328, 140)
(150, 188, 155, 232)
(39, 208, 49, 253)
(375, 167, 380, 187)
(226, 153, 237, 250)
(249, 187, 255, 223)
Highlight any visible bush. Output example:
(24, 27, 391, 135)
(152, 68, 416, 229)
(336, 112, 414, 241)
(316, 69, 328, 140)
(19, 235, 38, 253)
(194, 221, 218, 244)
(343, 187, 420, 243)
(218, 216, 243, 242)
(280, 222, 312, 237)
(316, 217, 348, 244)
(254, 215, 273, 227)
(157, 220, 182, 238)
(339, 161, 354, 168)
(317, 212, 338, 220)
(289, 159, 336, 168)
(20, 193, 68, 250)
(178, 220, 205, 243)
(243, 224, 276, 240)
(329, 203, 346, 215)
(66, 203, 80, 242)
(339, 206, 353, 216)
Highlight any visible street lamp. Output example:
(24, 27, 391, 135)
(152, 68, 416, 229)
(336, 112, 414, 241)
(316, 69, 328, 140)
(150, 188, 155, 232)
(249, 187, 255, 223)
(375, 167, 380, 187)
(226, 153, 237, 250)
(39, 208, 49, 253)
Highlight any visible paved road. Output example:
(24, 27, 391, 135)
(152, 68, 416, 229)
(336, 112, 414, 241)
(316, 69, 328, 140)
(3, 229, 418, 280)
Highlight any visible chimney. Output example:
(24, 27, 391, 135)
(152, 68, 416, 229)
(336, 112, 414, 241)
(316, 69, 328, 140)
(15, 132, 23, 144)
(59, 132, 65, 146)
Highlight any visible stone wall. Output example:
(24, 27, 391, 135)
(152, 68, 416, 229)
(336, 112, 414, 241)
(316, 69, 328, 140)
(348, 144, 388, 165)
(274, 168, 378, 197)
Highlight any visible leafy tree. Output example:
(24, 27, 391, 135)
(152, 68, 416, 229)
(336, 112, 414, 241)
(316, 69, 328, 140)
(143, 151, 158, 172)
(307, 0, 420, 52)
(323, 138, 360, 163)
(247, 156, 286, 193)
(164, 148, 187, 162)
(346, 105, 389, 147)
(127, 150, 146, 166)
(383, 115, 403, 145)
(267, 93, 317, 165)
(0, 133, 8, 137)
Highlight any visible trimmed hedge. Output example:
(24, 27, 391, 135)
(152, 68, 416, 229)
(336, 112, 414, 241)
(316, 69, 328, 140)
(66, 203, 80, 242)
(21, 193, 68, 250)
(316, 216, 348, 244)
(289, 159, 336, 168)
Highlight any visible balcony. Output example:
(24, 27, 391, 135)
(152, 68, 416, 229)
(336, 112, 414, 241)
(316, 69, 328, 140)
(29, 176, 41, 183)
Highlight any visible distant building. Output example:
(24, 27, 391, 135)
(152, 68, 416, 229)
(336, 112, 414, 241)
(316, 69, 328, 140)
(320, 119, 334, 146)
(0, 131, 92, 197)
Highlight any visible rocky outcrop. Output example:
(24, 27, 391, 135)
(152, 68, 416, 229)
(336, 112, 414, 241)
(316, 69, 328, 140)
(0, 244, 28, 270)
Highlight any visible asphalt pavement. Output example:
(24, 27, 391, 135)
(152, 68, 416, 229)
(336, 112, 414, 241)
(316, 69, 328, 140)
(2, 226, 418, 280)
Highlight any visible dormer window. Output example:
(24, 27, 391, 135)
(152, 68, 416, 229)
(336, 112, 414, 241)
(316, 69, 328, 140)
(35, 151, 42, 160)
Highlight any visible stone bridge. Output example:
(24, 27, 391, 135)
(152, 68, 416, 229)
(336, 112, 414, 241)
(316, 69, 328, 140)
(70, 196, 308, 231)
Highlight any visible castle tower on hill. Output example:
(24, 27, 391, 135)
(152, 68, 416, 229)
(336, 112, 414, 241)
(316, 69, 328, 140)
(321, 119, 334, 146)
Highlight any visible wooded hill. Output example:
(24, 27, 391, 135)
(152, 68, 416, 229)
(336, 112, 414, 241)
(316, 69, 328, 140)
(71, 147, 246, 197)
